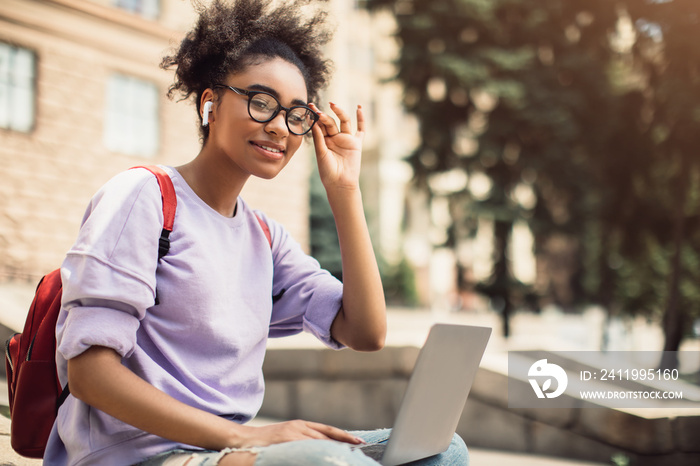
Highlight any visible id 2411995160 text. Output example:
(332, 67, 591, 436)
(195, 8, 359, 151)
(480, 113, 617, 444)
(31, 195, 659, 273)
(581, 368, 679, 382)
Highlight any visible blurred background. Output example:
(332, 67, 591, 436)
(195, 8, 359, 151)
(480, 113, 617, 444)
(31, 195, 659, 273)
(1, 1, 700, 464)
(3, 0, 699, 362)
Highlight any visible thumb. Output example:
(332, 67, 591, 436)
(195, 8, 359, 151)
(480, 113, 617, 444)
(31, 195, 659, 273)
(311, 120, 328, 161)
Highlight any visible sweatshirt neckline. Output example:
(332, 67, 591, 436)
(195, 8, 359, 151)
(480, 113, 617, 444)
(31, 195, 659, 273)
(167, 166, 244, 227)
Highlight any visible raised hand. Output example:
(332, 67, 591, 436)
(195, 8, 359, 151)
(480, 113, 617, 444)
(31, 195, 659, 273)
(308, 101, 387, 352)
(309, 102, 365, 192)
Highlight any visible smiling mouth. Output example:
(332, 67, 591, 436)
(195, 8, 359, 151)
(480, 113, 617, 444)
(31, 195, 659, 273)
(252, 142, 285, 154)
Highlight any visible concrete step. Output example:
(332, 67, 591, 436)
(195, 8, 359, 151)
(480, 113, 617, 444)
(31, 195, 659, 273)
(469, 448, 607, 465)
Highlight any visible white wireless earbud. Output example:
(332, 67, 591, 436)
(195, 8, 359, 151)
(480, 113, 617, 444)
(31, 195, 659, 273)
(202, 101, 213, 126)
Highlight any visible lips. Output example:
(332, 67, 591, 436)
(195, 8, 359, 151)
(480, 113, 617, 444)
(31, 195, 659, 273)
(251, 141, 285, 155)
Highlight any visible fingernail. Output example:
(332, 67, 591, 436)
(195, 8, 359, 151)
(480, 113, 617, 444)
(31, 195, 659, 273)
(355, 437, 366, 444)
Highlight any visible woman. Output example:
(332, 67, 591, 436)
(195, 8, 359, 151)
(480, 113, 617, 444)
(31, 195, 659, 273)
(44, 0, 467, 464)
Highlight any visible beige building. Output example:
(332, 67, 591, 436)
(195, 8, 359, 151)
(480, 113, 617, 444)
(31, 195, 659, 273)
(0, 0, 416, 293)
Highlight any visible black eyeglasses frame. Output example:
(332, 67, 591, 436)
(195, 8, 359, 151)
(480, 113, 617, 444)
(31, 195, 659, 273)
(213, 84, 319, 136)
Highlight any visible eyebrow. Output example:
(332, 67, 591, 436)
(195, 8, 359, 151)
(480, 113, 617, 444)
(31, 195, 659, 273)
(247, 84, 308, 107)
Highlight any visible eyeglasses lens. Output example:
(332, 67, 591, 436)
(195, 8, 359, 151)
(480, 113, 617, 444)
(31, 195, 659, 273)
(248, 93, 315, 135)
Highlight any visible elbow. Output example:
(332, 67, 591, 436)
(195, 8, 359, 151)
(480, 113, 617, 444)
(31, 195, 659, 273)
(333, 302, 387, 352)
(348, 324, 387, 352)
(354, 336, 385, 352)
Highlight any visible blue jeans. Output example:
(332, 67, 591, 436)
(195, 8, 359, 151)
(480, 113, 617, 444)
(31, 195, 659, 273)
(138, 429, 469, 465)
(352, 429, 468, 466)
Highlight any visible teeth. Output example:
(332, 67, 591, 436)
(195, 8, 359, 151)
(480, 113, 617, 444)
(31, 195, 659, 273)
(258, 144, 282, 153)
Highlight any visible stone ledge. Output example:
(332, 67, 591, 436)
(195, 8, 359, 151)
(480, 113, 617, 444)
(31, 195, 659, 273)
(262, 346, 420, 380)
(259, 346, 700, 466)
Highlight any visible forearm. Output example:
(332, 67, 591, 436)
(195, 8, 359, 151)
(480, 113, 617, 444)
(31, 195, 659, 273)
(67, 346, 243, 450)
(327, 187, 386, 351)
(68, 346, 363, 448)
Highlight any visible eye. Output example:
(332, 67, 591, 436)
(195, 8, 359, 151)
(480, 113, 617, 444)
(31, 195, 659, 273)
(288, 113, 305, 124)
(250, 94, 276, 112)
(289, 108, 312, 123)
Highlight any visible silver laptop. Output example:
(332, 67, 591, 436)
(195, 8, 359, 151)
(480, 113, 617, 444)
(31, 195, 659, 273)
(357, 323, 492, 465)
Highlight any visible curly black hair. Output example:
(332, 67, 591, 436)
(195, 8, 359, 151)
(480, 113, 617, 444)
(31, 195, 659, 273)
(161, 0, 334, 140)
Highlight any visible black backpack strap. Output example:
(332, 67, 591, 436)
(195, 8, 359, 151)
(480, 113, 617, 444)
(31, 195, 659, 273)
(56, 384, 70, 413)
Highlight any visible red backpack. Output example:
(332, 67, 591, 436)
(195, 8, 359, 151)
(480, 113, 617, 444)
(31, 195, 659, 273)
(3, 165, 177, 458)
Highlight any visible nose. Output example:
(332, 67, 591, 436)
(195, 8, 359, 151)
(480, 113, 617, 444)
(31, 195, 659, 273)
(264, 111, 289, 137)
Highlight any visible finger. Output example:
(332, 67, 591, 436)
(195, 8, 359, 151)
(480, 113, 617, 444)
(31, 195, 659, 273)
(310, 116, 329, 158)
(310, 103, 338, 137)
(306, 422, 364, 445)
(319, 115, 338, 137)
(302, 427, 332, 441)
(277, 420, 331, 443)
(330, 102, 353, 134)
(356, 105, 365, 138)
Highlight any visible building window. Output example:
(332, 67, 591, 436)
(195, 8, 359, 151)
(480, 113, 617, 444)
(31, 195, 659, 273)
(0, 43, 36, 133)
(104, 74, 159, 157)
(115, 0, 159, 20)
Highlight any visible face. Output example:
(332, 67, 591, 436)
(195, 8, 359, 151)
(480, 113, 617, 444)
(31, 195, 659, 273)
(204, 57, 309, 180)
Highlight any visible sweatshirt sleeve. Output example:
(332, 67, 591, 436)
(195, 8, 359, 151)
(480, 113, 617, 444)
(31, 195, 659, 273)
(57, 169, 166, 360)
(260, 212, 344, 350)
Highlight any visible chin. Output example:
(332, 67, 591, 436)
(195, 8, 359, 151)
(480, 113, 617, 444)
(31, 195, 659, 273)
(254, 166, 285, 180)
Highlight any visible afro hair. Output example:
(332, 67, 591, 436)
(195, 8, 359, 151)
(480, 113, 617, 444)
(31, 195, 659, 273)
(162, 0, 334, 117)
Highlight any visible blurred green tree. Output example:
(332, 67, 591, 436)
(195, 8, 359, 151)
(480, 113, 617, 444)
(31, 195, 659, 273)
(365, 0, 619, 336)
(619, 0, 700, 368)
(364, 0, 700, 361)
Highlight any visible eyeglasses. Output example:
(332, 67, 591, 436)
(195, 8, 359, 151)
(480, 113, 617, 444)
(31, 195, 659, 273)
(214, 84, 319, 136)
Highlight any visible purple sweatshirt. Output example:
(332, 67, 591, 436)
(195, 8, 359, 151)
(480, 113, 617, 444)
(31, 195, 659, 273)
(44, 167, 343, 465)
